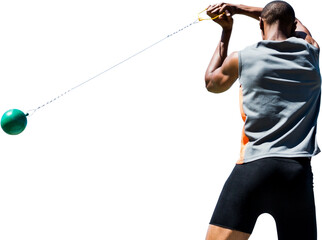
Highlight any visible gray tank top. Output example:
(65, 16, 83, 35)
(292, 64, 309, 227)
(238, 37, 321, 164)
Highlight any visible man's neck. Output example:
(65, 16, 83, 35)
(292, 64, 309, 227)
(264, 23, 290, 41)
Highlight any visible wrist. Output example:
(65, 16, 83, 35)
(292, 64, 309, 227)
(221, 28, 232, 41)
(234, 4, 242, 14)
(222, 27, 233, 33)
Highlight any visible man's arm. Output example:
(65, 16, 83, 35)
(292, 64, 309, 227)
(208, 3, 262, 20)
(205, 5, 239, 93)
(235, 5, 262, 20)
(205, 49, 239, 93)
(215, 2, 319, 48)
(294, 18, 319, 49)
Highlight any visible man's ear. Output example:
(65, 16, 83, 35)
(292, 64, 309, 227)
(259, 17, 265, 37)
(259, 17, 264, 31)
(291, 20, 297, 35)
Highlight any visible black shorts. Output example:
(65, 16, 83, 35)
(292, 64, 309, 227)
(209, 157, 317, 240)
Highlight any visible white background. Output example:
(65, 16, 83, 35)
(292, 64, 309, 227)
(0, 0, 321, 239)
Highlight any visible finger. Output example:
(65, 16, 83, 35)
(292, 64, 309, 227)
(211, 3, 220, 10)
(211, 7, 221, 14)
(206, 5, 216, 14)
(207, 4, 217, 11)
(217, 12, 229, 21)
(217, 2, 224, 7)
(218, 13, 225, 20)
(207, 7, 220, 16)
(219, 4, 228, 13)
(220, 4, 233, 15)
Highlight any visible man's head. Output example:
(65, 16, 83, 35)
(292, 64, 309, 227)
(260, 1, 296, 40)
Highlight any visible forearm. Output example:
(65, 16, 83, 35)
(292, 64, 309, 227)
(205, 29, 232, 81)
(235, 4, 262, 20)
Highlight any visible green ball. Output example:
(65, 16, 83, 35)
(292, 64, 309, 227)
(1, 109, 28, 135)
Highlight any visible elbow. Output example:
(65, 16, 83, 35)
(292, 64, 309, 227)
(205, 75, 222, 93)
(206, 83, 222, 94)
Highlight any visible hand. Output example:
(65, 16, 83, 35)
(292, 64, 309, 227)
(207, 3, 238, 17)
(207, 3, 236, 30)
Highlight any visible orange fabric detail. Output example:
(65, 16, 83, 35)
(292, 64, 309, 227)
(238, 86, 249, 164)
(239, 86, 247, 122)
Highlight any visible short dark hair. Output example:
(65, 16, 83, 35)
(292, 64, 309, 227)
(261, 1, 295, 26)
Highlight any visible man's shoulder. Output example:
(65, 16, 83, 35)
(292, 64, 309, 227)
(242, 38, 319, 55)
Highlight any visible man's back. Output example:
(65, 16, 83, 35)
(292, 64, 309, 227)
(238, 37, 321, 163)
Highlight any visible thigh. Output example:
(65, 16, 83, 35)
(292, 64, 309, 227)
(206, 225, 250, 240)
(274, 210, 317, 240)
(209, 162, 266, 234)
(271, 159, 317, 240)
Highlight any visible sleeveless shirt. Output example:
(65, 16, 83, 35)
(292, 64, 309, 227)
(238, 37, 321, 164)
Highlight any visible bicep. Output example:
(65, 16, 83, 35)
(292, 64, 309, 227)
(206, 52, 239, 93)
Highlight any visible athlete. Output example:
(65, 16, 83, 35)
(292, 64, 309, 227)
(204, 1, 320, 240)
